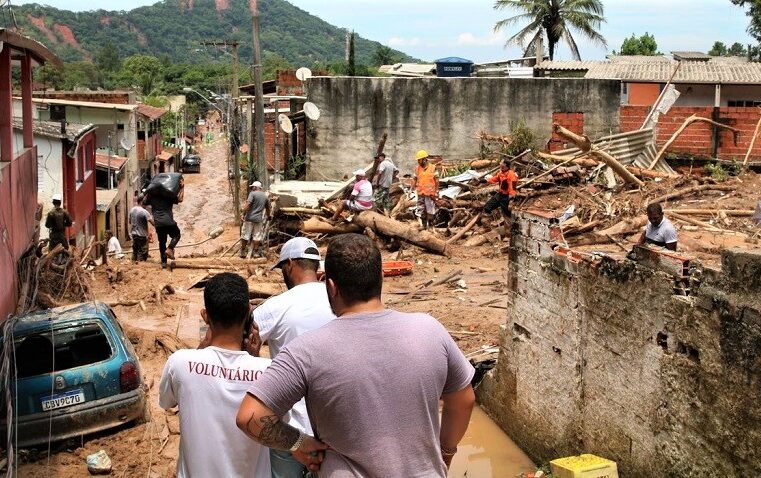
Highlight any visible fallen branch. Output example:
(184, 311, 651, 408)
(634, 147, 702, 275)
(648, 184, 734, 205)
(649, 115, 740, 169)
(669, 212, 723, 231)
(553, 124, 644, 186)
(665, 208, 754, 216)
(352, 211, 448, 255)
(278, 207, 327, 217)
(447, 213, 482, 244)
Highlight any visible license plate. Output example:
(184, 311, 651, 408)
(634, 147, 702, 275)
(41, 390, 85, 411)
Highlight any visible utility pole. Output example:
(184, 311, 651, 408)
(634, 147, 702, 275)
(252, 0, 267, 189)
(200, 40, 241, 223)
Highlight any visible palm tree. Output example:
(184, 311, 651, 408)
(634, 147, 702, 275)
(494, 0, 607, 61)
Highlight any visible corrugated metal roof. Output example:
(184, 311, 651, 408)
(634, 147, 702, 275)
(672, 51, 712, 61)
(551, 128, 676, 175)
(537, 59, 761, 84)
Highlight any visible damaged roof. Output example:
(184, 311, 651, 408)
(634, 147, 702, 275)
(536, 57, 761, 84)
(137, 104, 168, 120)
(12, 118, 95, 141)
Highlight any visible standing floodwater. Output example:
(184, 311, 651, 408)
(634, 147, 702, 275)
(449, 406, 535, 477)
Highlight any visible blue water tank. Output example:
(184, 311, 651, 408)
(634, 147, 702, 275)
(435, 57, 474, 77)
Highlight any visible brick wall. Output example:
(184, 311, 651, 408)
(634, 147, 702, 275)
(478, 210, 761, 477)
(549, 112, 584, 151)
(620, 105, 761, 160)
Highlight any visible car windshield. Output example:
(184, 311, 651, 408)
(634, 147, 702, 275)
(13, 322, 113, 378)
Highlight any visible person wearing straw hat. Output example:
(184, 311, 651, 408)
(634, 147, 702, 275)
(331, 168, 374, 221)
(241, 181, 271, 258)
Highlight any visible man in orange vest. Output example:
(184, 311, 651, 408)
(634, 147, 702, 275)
(412, 150, 439, 230)
(483, 159, 519, 221)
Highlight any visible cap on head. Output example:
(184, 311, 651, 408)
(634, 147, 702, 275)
(250, 181, 262, 189)
(415, 150, 429, 161)
(52, 193, 63, 203)
(273, 237, 322, 269)
(352, 169, 366, 177)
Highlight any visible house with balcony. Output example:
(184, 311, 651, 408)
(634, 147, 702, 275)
(0, 29, 60, 320)
(12, 119, 97, 248)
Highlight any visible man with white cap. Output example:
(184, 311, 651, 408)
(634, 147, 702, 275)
(331, 168, 374, 221)
(240, 181, 271, 258)
(45, 193, 73, 251)
(249, 237, 335, 476)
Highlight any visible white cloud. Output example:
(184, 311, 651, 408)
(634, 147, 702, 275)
(387, 37, 422, 47)
(456, 31, 506, 46)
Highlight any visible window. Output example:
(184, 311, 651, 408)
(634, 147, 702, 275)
(728, 100, 761, 107)
(84, 142, 94, 175)
(13, 322, 113, 378)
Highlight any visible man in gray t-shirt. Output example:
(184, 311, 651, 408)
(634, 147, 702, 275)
(237, 234, 475, 476)
(372, 153, 398, 212)
(129, 195, 154, 262)
(240, 181, 271, 258)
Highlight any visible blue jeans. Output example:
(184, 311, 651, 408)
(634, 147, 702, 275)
(270, 449, 311, 478)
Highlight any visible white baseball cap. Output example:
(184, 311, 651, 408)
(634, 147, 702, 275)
(352, 169, 366, 177)
(273, 237, 321, 269)
(250, 181, 262, 189)
(52, 193, 63, 202)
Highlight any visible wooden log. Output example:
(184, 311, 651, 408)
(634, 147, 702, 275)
(278, 207, 327, 217)
(302, 216, 362, 234)
(649, 115, 740, 169)
(447, 213, 482, 244)
(625, 167, 679, 180)
(552, 124, 644, 186)
(665, 208, 754, 216)
(470, 159, 498, 169)
(352, 211, 448, 255)
(391, 196, 415, 218)
(537, 152, 678, 179)
(669, 212, 723, 231)
(106, 299, 141, 307)
(599, 217, 648, 236)
(463, 234, 488, 247)
(743, 111, 761, 167)
(562, 219, 603, 237)
(648, 184, 734, 205)
(246, 281, 285, 299)
(168, 261, 239, 271)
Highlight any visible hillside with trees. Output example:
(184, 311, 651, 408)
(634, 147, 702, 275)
(9, 0, 411, 67)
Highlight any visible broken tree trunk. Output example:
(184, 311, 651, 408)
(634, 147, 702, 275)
(649, 115, 740, 169)
(648, 183, 734, 205)
(669, 212, 723, 231)
(352, 211, 448, 255)
(553, 124, 644, 187)
(302, 216, 362, 234)
(536, 152, 678, 179)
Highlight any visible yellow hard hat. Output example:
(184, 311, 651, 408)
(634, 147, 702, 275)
(415, 150, 429, 161)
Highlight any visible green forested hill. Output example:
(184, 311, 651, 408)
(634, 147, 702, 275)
(9, 0, 411, 66)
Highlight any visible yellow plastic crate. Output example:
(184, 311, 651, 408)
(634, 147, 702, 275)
(549, 454, 619, 478)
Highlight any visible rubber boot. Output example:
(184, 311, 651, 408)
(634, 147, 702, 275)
(240, 240, 248, 258)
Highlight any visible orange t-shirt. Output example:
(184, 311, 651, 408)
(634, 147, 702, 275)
(488, 170, 519, 196)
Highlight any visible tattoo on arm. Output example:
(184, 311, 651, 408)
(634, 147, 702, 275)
(244, 413, 300, 450)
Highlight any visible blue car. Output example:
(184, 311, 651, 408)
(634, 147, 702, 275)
(1, 302, 147, 447)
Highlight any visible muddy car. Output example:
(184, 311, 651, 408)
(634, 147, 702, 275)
(181, 154, 201, 173)
(0, 302, 147, 447)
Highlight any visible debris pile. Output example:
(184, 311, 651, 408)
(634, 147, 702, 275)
(16, 244, 92, 314)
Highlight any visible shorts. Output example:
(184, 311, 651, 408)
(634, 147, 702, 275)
(344, 199, 373, 212)
(415, 196, 437, 217)
(241, 221, 265, 241)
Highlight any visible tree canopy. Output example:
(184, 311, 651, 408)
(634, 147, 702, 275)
(494, 0, 607, 60)
(618, 33, 659, 56)
(732, 0, 761, 42)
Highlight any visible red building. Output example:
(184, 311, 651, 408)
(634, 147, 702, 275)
(0, 30, 61, 320)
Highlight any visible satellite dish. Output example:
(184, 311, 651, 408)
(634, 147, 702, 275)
(304, 102, 321, 121)
(295, 67, 313, 81)
(120, 138, 134, 151)
(278, 114, 294, 134)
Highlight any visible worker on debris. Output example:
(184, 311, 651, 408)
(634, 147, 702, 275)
(412, 150, 439, 230)
(105, 230, 125, 259)
(372, 152, 398, 213)
(129, 194, 154, 263)
(45, 193, 73, 251)
(483, 159, 519, 220)
(144, 177, 184, 268)
(639, 203, 678, 251)
(240, 181, 271, 258)
(250, 237, 335, 476)
(159, 272, 274, 477)
(237, 233, 475, 476)
(331, 169, 374, 221)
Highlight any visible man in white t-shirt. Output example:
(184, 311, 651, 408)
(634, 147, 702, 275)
(106, 230, 125, 259)
(159, 272, 272, 478)
(639, 203, 678, 251)
(331, 169, 374, 221)
(251, 237, 335, 477)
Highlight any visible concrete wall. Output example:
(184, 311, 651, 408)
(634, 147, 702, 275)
(305, 77, 621, 179)
(478, 210, 761, 477)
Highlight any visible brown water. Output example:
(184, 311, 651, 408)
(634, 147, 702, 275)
(449, 406, 535, 478)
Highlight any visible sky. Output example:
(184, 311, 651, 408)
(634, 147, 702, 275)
(12, 0, 755, 63)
